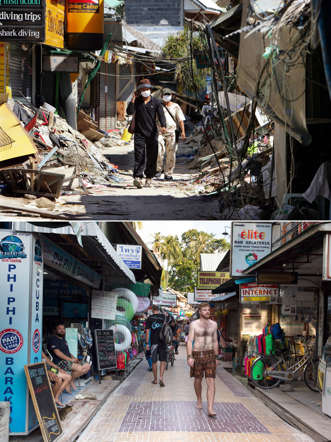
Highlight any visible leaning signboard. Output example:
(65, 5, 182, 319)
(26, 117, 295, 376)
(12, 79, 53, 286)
(94, 329, 116, 382)
(231, 223, 272, 277)
(24, 362, 62, 442)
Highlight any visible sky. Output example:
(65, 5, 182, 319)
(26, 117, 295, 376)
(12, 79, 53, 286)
(138, 221, 231, 248)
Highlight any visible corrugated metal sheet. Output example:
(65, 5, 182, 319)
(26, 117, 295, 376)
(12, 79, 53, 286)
(11, 221, 136, 283)
(200, 252, 226, 271)
(9, 43, 32, 98)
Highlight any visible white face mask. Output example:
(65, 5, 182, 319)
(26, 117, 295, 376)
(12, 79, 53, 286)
(141, 90, 151, 98)
(163, 95, 172, 102)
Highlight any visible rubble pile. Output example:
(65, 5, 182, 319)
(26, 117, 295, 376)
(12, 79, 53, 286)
(180, 109, 275, 218)
(0, 99, 126, 200)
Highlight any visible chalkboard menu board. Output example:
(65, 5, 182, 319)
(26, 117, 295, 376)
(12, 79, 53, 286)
(24, 362, 62, 442)
(95, 329, 116, 371)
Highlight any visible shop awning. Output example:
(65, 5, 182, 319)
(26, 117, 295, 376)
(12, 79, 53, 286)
(212, 277, 236, 294)
(210, 292, 237, 302)
(242, 222, 331, 275)
(11, 221, 136, 286)
(82, 223, 136, 285)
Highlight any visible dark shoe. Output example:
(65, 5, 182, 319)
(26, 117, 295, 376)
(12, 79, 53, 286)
(133, 178, 143, 189)
(164, 175, 173, 181)
(152, 379, 157, 384)
(155, 171, 162, 178)
(159, 380, 165, 387)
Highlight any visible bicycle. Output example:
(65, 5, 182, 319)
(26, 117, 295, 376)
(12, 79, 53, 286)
(250, 336, 319, 392)
(166, 345, 175, 370)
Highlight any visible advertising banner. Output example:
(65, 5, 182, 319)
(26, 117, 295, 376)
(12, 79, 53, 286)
(240, 283, 279, 303)
(0, 231, 32, 433)
(0, 43, 9, 96)
(0, 0, 64, 47)
(231, 223, 272, 277)
(194, 288, 214, 302)
(153, 290, 177, 307)
(91, 291, 118, 320)
(197, 271, 230, 289)
(116, 244, 142, 270)
(45, 0, 64, 48)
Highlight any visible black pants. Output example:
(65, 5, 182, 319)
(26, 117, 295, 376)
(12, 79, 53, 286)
(134, 132, 158, 178)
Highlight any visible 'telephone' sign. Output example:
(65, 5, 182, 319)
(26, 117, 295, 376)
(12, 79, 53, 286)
(231, 223, 272, 277)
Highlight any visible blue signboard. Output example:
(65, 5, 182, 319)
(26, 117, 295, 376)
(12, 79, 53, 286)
(0, 231, 32, 434)
(116, 244, 142, 270)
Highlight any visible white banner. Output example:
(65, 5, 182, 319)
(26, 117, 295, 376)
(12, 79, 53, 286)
(153, 290, 177, 307)
(231, 223, 272, 277)
(91, 291, 118, 320)
(194, 288, 214, 302)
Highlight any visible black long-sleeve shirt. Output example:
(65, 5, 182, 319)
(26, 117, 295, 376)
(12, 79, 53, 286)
(127, 96, 166, 138)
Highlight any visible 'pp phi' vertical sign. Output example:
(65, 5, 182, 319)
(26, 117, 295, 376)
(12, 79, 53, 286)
(0, 230, 33, 434)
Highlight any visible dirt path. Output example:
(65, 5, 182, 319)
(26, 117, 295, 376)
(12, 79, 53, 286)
(0, 142, 221, 220)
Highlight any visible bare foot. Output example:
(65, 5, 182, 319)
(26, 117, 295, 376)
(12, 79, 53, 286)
(208, 410, 216, 418)
(196, 402, 203, 409)
(56, 400, 65, 407)
(71, 382, 77, 391)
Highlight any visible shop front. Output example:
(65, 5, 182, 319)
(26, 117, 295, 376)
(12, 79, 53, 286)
(0, 222, 137, 435)
(241, 222, 331, 421)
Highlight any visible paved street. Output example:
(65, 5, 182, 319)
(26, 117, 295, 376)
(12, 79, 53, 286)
(78, 347, 312, 442)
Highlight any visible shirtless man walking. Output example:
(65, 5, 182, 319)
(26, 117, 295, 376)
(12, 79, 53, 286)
(187, 303, 218, 417)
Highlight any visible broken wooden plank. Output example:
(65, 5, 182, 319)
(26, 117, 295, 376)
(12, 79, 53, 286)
(0, 196, 70, 219)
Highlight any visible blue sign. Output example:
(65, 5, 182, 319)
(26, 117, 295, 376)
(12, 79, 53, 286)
(116, 244, 142, 270)
(0, 235, 27, 259)
(0, 231, 32, 434)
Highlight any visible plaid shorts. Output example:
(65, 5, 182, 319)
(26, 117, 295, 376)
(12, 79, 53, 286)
(58, 360, 73, 373)
(190, 350, 216, 379)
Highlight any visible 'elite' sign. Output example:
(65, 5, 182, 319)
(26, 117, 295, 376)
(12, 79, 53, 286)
(231, 223, 272, 277)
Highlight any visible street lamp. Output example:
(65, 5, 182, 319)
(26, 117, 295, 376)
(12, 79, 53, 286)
(222, 226, 230, 236)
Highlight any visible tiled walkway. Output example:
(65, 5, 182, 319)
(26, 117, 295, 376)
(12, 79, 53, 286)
(78, 347, 313, 442)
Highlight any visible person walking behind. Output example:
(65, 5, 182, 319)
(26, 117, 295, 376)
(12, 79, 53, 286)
(156, 89, 186, 180)
(127, 79, 167, 188)
(187, 303, 218, 417)
(145, 305, 167, 387)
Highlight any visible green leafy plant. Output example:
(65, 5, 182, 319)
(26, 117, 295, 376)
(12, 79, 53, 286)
(162, 26, 209, 95)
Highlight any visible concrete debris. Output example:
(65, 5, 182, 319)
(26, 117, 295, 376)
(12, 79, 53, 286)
(0, 99, 126, 201)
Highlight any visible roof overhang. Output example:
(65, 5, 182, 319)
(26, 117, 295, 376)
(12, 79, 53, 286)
(212, 277, 236, 294)
(11, 221, 136, 286)
(210, 291, 237, 302)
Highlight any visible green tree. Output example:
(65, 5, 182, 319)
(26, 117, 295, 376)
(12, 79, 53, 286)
(162, 26, 208, 95)
(152, 229, 230, 292)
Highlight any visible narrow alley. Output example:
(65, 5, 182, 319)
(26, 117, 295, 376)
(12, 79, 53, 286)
(77, 347, 312, 442)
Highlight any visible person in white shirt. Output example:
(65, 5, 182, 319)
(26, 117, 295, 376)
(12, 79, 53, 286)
(156, 89, 186, 181)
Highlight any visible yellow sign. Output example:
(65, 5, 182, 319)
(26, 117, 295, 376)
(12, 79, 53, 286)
(0, 104, 37, 163)
(198, 271, 230, 289)
(45, 0, 65, 49)
(0, 44, 9, 97)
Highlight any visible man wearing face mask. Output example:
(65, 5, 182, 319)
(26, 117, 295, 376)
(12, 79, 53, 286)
(156, 88, 186, 181)
(127, 78, 167, 188)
